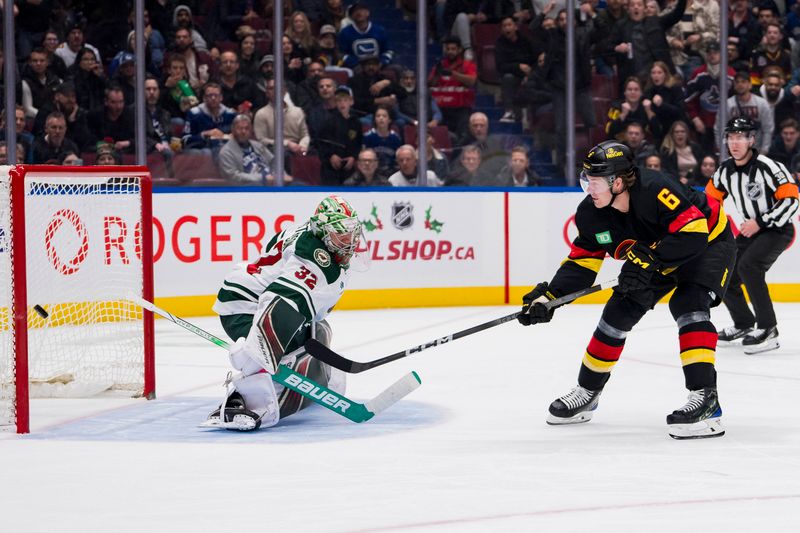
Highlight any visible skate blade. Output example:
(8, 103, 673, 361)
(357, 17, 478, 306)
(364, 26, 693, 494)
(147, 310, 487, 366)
(668, 417, 725, 439)
(199, 415, 259, 431)
(546, 410, 595, 425)
(743, 339, 779, 355)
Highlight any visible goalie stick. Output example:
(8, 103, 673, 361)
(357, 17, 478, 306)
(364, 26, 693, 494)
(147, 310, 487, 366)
(127, 295, 421, 423)
(305, 278, 619, 373)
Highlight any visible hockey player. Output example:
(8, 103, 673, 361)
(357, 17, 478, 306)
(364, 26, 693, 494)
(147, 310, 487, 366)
(205, 195, 363, 431)
(518, 141, 736, 439)
(708, 117, 799, 354)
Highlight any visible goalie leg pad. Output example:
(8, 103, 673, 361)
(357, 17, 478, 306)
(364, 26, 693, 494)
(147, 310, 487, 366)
(237, 296, 308, 374)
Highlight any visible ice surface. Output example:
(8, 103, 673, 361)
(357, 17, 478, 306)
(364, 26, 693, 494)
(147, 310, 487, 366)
(1, 303, 799, 532)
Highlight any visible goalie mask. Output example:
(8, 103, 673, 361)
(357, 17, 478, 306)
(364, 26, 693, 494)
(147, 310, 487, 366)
(310, 195, 363, 265)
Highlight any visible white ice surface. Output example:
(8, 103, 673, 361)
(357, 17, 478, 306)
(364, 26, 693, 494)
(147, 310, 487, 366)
(2, 303, 800, 532)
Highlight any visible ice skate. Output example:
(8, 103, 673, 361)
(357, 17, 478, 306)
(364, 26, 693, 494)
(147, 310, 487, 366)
(547, 385, 602, 425)
(742, 327, 779, 355)
(201, 391, 262, 431)
(717, 325, 754, 344)
(667, 388, 724, 439)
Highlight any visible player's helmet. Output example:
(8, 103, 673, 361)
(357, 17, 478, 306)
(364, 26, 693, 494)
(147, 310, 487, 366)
(724, 116, 757, 134)
(310, 195, 362, 265)
(580, 141, 635, 191)
(582, 141, 635, 177)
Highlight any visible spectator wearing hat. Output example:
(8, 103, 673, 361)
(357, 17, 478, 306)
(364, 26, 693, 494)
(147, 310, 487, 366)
(350, 56, 406, 126)
(20, 47, 62, 120)
(213, 50, 264, 114)
(685, 41, 736, 153)
(338, 2, 395, 68)
(110, 53, 137, 106)
(55, 20, 101, 69)
(219, 114, 283, 184)
(183, 82, 237, 156)
(33, 81, 93, 152)
(716, 70, 774, 153)
(67, 47, 107, 114)
(95, 140, 122, 165)
(316, 24, 345, 70)
(318, 85, 363, 185)
(88, 85, 136, 154)
(254, 55, 276, 95)
(33, 111, 80, 164)
(171, 5, 210, 54)
(749, 22, 792, 88)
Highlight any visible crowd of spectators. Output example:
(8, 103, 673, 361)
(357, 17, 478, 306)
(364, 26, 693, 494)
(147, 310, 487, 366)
(2, 0, 800, 188)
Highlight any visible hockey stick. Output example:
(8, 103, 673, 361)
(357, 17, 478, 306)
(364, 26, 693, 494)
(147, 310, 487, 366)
(305, 278, 619, 373)
(128, 295, 421, 423)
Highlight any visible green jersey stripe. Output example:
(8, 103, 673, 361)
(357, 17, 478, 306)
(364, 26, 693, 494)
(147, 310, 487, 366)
(274, 276, 317, 317)
(222, 280, 261, 300)
(268, 284, 314, 322)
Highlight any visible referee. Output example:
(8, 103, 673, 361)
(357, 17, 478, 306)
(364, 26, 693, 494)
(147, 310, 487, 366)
(706, 117, 800, 354)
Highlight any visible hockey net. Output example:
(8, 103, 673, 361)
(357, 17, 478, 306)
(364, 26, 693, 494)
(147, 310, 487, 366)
(0, 165, 155, 433)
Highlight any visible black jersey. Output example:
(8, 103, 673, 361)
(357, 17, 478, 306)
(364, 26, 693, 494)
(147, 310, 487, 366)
(551, 169, 728, 296)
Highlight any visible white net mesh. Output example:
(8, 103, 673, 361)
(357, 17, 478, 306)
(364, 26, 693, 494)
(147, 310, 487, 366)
(0, 168, 150, 431)
(0, 171, 15, 428)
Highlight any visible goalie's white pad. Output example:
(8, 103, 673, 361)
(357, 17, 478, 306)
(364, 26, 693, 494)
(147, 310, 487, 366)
(229, 337, 275, 375)
(668, 417, 725, 440)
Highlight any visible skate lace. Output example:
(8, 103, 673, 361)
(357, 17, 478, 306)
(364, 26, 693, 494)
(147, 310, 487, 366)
(676, 390, 705, 413)
(559, 386, 594, 409)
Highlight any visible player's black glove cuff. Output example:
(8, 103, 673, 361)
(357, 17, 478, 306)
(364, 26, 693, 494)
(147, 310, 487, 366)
(519, 282, 557, 326)
(618, 242, 660, 293)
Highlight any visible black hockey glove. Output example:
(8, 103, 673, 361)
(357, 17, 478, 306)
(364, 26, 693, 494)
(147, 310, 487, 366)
(518, 282, 557, 326)
(617, 242, 660, 293)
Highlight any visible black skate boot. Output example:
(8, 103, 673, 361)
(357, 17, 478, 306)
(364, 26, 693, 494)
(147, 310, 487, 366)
(204, 391, 262, 431)
(547, 385, 602, 425)
(717, 325, 754, 344)
(667, 388, 724, 439)
(742, 326, 779, 355)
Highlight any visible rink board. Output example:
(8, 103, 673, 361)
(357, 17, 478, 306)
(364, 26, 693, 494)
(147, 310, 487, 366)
(151, 188, 800, 315)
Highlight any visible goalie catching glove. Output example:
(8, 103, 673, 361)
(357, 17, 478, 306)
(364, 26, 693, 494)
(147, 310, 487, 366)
(618, 241, 661, 293)
(518, 282, 557, 326)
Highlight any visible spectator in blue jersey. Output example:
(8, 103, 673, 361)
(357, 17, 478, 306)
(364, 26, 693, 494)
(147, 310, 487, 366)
(183, 82, 237, 156)
(363, 106, 403, 175)
(338, 2, 395, 68)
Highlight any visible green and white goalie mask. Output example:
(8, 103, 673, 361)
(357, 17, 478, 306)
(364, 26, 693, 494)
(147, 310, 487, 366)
(310, 195, 364, 266)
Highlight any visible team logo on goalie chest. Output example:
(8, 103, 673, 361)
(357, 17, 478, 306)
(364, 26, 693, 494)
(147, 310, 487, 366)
(391, 202, 414, 230)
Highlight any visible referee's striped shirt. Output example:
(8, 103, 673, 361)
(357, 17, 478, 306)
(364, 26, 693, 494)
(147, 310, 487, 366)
(705, 151, 799, 228)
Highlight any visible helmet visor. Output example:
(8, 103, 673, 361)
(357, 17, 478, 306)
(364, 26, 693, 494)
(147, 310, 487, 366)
(580, 171, 612, 194)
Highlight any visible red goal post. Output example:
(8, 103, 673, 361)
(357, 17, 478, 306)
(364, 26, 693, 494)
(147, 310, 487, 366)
(0, 165, 155, 434)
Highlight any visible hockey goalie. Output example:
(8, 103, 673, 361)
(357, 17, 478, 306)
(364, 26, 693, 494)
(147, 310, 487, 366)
(205, 195, 363, 431)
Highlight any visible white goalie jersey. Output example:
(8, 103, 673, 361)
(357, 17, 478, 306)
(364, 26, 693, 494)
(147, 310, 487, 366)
(213, 223, 351, 325)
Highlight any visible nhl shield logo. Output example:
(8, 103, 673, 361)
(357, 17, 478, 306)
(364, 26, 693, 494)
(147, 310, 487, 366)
(391, 202, 414, 230)
(746, 182, 764, 201)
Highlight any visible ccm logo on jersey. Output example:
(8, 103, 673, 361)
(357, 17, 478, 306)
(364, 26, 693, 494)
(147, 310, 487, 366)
(284, 374, 351, 412)
(406, 336, 453, 355)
